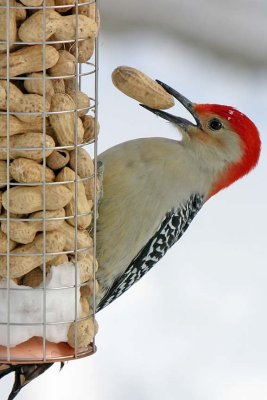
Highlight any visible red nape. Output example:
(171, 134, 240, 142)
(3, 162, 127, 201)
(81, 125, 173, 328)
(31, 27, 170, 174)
(195, 104, 261, 198)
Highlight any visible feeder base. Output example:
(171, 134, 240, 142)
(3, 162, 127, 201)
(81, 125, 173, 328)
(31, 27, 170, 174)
(0, 336, 96, 364)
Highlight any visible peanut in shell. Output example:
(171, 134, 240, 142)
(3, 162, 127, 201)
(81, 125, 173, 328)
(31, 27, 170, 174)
(112, 66, 175, 109)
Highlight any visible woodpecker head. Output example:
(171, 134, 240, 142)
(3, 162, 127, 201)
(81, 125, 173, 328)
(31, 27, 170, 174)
(141, 81, 261, 198)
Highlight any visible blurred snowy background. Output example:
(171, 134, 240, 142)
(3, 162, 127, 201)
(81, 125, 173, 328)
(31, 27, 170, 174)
(3, 0, 267, 399)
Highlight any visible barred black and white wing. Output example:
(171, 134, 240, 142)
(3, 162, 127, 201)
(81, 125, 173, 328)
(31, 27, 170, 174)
(96, 194, 204, 312)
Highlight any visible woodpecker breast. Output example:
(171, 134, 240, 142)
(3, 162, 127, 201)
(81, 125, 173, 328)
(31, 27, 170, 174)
(95, 137, 222, 309)
(97, 194, 203, 311)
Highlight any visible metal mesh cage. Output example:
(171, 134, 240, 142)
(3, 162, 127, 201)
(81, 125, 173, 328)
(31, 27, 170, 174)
(0, 0, 99, 363)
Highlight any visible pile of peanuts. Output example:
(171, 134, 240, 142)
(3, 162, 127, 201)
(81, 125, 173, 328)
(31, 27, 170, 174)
(0, 0, 100, 349)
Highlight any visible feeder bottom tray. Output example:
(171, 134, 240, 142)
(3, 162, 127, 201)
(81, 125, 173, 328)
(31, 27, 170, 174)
(0, 336, 96, 364)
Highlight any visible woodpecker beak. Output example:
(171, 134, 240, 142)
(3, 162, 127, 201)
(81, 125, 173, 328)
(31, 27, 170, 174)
(140, 80, 201, 129)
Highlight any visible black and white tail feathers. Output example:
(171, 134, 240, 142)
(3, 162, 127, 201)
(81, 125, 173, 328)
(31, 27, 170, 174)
(0, 363, 63, 400)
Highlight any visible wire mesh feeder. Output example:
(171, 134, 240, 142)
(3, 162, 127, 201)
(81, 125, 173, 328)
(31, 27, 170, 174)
(0, 0, 100, 364)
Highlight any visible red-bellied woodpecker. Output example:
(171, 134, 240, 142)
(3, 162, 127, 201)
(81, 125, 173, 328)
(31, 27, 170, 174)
(95, 81, 261, 311)
(1, 81, 261, 399)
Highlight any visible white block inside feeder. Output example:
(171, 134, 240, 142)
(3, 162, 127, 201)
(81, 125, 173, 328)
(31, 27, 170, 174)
(0, 263, 82, 347)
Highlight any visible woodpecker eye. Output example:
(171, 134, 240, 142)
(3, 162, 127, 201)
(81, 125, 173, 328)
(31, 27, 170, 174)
(208, 118, 222, 131)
